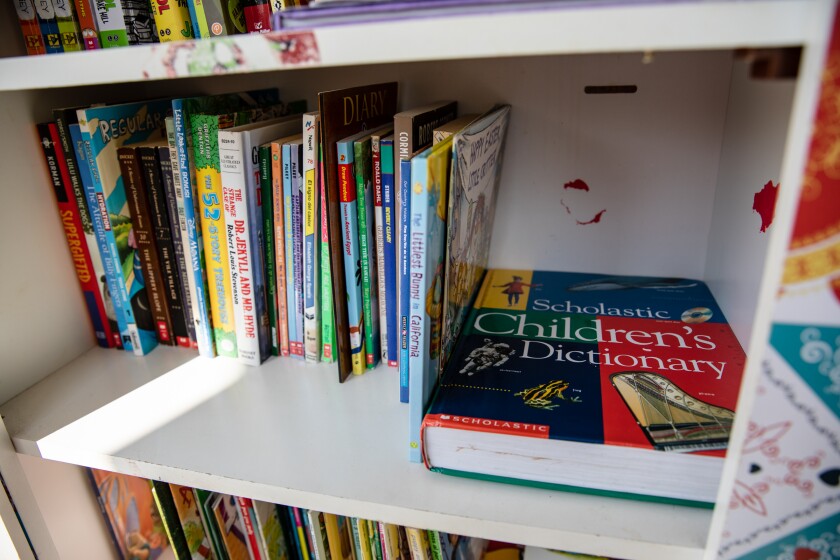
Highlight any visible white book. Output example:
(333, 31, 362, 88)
(219, 114, 302, 366)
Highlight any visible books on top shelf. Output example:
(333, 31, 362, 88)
(421, 268, 747, 505)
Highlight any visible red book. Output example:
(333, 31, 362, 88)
(14, 0, 46, 55)
(37, 122, 114, 347)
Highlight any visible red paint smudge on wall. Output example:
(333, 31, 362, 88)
(577, 209, 606, 225)
(564, 179, 590, 191)
(753, 181, 779, 232)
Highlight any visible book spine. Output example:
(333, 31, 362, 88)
(245, 133, 271, 364)
(427, 531, 442, 560)
(380, 139, 398, 368)
(119, 147, 175, 346)
(169, 484, 213, 560)
(195, 489, 229, 560)
(236, 497, 265, 560)
(33, 0, 62, 53)
(150, 480, 192, 560)
(38, 122, 111, 348)
(291, 144, 305, 359)
(120, 0, 157, 45)
(407, 155, 429, 462)
(75, 115, 137, 353)
(53, 115, 116, 348)
(355, 140, 380, 369)
(185, 0, 207, 37)
(192, 113, 237, 358)
(319, 142, 336, 362)
(14, 0, 46, 55)
(368, 520, 382, 560)
(149, 0, 193, 42)
(377, 522, 389, 560)
(306, 510, 324, 560)
(51, 0, 82, 51)
(302, 114, 321, 362)
(292, 508, 311, 560)
(404, 528, 430, 560)
(372, 135, 389, 366)
(220, 129, 261, 366)
(282, 143, 299, 357)
(398, 158, 412, 402)
(163, 119, 199, 348)
(71, 0, 98, 48)
(149, 146, 192, 348)
(259, 144, 279, 356)
(338, 143, 366, 375)
(243, 0, 271, 33)
(93, 0, 128, 47)
(271, 141, 290, 356)
(350, 518, 364, 560)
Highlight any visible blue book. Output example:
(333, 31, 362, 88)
(77, 101, 172, 355)
(70, 123, 131, 352)
(337, 131, 369, 375)
(291, 142, 306, 360)
(399, 157, 413, 402)
(407, 138, 453, 462)
(282, 140, 302, 357)
(33, 0, 62, 53)
(381, 137, 399, 369)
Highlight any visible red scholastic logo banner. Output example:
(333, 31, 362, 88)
(424, 414, 550, 439)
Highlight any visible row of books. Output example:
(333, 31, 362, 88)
(87, 467, 497, 560)
(38, 84, 510, 448)
(14, 0, 308, 55)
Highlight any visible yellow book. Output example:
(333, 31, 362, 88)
(356, 519, 372, 560)
(149, 0, 194, 42)
(404, 527, 431, 560)
(324, 514, 355, 560)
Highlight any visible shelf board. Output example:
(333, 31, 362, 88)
(1, 346, 711, 560)
(0, 0, 825, 92)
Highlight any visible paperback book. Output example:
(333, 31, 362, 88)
(421, 269, 747, 505)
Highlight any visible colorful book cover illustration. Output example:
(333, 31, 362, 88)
(120, 0, 157, 44)
(37, 123, 115, 348)
(302, 112, 321, 363)
(441, 105, 511, 373)
(15, 0, 46, 55)
(320, 140, 336, 363)
(337, 130, 368, 375)
(354, 127, 389, 369)
(253, 501, 291, 560)
(221, 116, 302, 366)
(318, 81, 399, 381)
(164, 116, 199, 349)
(87, 468, 171, 560)
(371, 129, 392, 367)
(270, 138, 291, 356)
(51, 0, 83, 51)
(195, 489, 229, 560)
(149, 0, 193, 42)
(282, 137, 304, 358)
(33, 0, 62, 52)
(422, 269, 746, 503)
(169, 484, 214, 559)
(211, 494, 252, 560)
(94, 0, 129, 47)
(72, 0, 99, 49)
(118, 143, 176, 346)
(259, 143, 280, 356)
(380, 135, 398, 368)
(78, 99, 170, 355)
(408, 137, 453, 462)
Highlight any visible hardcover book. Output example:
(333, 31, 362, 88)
(87, 468, 171, 560)
(318, 81, 399, 381)
(77, 99, 171, 355)
(407, 136, 453, 463)
(253, 501, 292, 560)
(319, 143, 337, 363)
(421, 269, 747, 505)
(169, 484, 215, 560)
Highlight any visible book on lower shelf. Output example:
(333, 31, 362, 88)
(421, 268, 746, 506)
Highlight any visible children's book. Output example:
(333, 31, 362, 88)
(150, 0, 193, 41)
(87, 468, 171, 560)
(281, 136, 305, 359)
(77, 99, 171, 355)
(258, 143, 280, 356)
(270, 137, 293, 356)
(306, 509, 330, 560)
(379, 135, 397, 368)
(318, 81, 399, 381)
(253, 501, 292, 560)
(51, 0, 83, 51)
(371, 129, 392, 367)
(37, 121, 113, 348)
(169, 484, 215, 560)
(407, 137, 453, 463)
(120, 0, 157, 45)
(302, 112, 321, 363)
(33, 0, 62, 53)
(290, 139, 306, 360)
(195, 489, 230, 560)
(323, 514, 354, 560)
(440, 105, 510, 373)
(319, 140, 336, 363)
(151, 480, 193, 560)
(188, 0, 239, 38)
(422, 269, 747, 505)
(93, 0, 129, 47)
(15, 0, 46, 56)
(221, 115, 303, 365)
(72, 0, 99, 49)
(211, 494, 252, 560)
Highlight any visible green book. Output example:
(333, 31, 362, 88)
(195, 489, 230, 560)
(354, 133, 381, 369)
(320, 140, 337, 363)
(150, 481, 191, 560)
(260, 142, 280, 356)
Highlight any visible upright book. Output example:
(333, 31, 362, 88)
(421, 269, 747, 505)
(15, 0, 46, 55)
(302, 112, 321, 362)
(318, 81, 398, 381)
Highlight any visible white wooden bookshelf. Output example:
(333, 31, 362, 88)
(0, 1, 834, 559)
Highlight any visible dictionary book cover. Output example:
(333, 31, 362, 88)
(421, 268, 746, 506)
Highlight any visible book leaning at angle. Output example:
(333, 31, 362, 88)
(422, 269, 746, 505)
